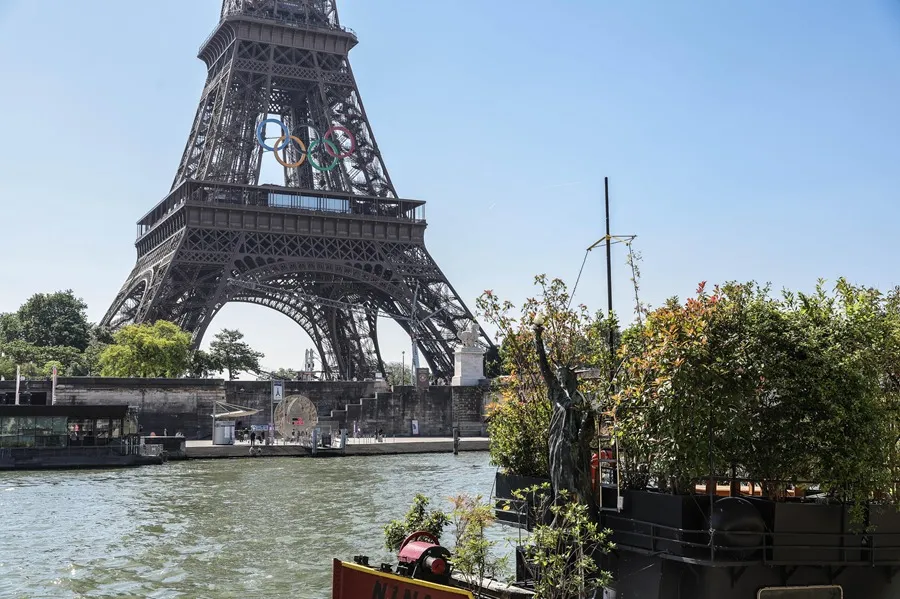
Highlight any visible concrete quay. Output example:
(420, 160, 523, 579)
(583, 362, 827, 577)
(182, 437, 489, 460)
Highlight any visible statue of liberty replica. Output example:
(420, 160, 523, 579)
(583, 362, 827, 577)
(532, 315, 596, 506)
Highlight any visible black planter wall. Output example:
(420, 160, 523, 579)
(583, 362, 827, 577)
(494, 472, 550, 528)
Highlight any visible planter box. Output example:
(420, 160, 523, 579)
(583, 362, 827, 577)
(771, 502, 845, 563)
(608, 490, 710, 557)
(870, 506, 900, 562)
(494, 472, 550, 528)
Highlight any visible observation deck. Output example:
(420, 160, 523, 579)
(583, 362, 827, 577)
(134, 180, 427, 257)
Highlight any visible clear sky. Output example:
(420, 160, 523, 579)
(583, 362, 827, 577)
(1, 0, 898, 376)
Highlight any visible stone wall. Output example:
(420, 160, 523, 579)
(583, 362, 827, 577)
(330, 384, 487, 437)
(222, 380, 383, 429)
(0, 378, 490, 439)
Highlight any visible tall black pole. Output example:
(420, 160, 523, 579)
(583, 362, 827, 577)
(605, 177, 614, 354)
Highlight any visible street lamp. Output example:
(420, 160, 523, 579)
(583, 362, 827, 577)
(402, 351, 406, 386)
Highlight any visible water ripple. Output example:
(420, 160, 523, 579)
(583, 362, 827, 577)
(0, 453, 500, 598)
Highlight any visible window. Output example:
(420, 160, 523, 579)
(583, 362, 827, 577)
(17, 417, 34, 448)
(68, 418, 95, 445)
(96, 419, 111, 444)
(0, 417, 14, 448)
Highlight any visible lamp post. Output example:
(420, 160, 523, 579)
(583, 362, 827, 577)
(402, 351, 406, 386)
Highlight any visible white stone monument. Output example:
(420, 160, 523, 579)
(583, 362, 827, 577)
(452, 322, 485, 386)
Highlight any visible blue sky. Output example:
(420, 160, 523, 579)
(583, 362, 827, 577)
(1, 0, 898, 375)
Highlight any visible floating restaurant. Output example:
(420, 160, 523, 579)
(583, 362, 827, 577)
(0, 404, 163, 470)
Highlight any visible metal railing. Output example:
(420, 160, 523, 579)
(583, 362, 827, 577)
(604, 514, 900, 567)
(137, 181, 425, 239)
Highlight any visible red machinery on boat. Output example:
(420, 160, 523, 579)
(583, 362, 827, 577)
(332, 531, 473, 599)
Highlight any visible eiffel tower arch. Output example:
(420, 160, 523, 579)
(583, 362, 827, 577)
(102, 0, 494, 381)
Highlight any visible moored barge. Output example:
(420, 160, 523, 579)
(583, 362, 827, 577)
(0, 404, 163, 470)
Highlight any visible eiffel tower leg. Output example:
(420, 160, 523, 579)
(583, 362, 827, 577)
(102, 231, 186, 330)
(378, 244, 493, 381)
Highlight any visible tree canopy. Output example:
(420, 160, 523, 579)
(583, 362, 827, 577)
(0, 290, 98, 377)
(99, 320, 193, 378)
(15, 290, 91, 351)
(257, 367, 299, 381)
(208, 329, 264, 380)
(616, 280, 900, 510)
(384, 361, 411, 386)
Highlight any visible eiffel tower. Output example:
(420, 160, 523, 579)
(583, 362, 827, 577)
(102, 0, 493, 381)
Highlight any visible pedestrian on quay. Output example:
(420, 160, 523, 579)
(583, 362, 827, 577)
(250, 431, 256, 447)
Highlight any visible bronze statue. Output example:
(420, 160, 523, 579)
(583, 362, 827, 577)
(533, 317, 596, 506)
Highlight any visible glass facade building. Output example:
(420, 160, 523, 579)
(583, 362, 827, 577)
(0, 405, 132, 449)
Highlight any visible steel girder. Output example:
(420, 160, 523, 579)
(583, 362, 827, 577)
(102, 218, 479, 379)
(103, 0, 493, 380)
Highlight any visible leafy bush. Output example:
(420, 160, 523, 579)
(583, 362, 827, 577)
(449, 494, 507, 597)
(615, 280, 900, 511)
(511, 483, 613, 599)
(383, 494, 449, 552)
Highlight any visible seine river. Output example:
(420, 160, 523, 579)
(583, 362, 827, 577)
(0, 453, 507, 598)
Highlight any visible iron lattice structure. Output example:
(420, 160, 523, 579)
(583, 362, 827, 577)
(102, 0, 493, 381)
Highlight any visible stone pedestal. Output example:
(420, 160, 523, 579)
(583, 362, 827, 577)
(452, 345, 485, 386)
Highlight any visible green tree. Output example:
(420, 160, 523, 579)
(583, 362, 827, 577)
(99, 320, 193, 378)
(16, 290, 91, 351)
(0, 355, 15, 380)
(208, 329, 264, 380)
(0, 313, 23, 343)
(42, 360, 65, 377)
(70, 325, 115, 376)
(188, 349, 220, 378)
(614, 279, 899, 514)
(384, 361, 411, 386)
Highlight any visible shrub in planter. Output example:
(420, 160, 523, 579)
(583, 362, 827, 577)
(614, 280, 900, 520)
(513, 483, 614, 599)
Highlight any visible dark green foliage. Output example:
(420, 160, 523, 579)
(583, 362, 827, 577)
(16, 290, 91, 351)
(209, 329, 264, 380)
(383, 494, 449, 552)
(383, 361, 411, 386)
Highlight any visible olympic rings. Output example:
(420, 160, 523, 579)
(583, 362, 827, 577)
(273, 134, 307, 168)
(255, 118, 356, 172)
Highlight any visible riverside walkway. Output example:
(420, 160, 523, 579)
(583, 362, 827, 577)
(182, 436, 489, 460)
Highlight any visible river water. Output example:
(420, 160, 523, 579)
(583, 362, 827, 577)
(0, 453, 509, 599)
